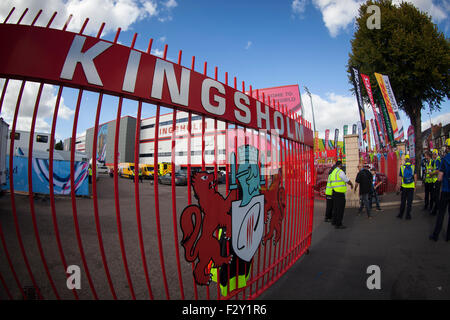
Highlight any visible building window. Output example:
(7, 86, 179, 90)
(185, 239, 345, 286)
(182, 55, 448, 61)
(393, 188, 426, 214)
(36, 135, 48, 143)
(10, 132, 20, 140)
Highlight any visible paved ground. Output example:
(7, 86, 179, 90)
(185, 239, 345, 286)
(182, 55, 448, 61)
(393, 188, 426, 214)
(1, 176, 449, 300)
(259, 183, 450, 300)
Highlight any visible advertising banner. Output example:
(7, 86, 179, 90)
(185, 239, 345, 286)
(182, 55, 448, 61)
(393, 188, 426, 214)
(376, 91, 395, 147)
(325, 129, 330, 150)
(4, 156, 89, 196)
(248, 84, 303, 115)
(382, 74, 404, 141)
(351, 67, 367, 141)
(375, 73, 399, 141)
(371, 118, 379, 150)
(366, 120, 371, 151)
(334, 129, 339, 151)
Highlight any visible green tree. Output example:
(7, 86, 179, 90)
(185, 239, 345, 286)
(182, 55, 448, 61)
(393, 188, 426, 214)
(348, 0, 449, 163)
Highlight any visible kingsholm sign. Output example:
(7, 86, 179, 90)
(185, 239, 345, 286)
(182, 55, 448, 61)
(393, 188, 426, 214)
(0, 24, 312, 145)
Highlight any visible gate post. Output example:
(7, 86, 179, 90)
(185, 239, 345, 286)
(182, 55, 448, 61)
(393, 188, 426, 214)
(344, 134, 360, 208)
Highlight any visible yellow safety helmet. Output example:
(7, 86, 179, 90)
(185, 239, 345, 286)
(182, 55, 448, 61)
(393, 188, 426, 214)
(404, 154, 410, 160)
(446, 138, 450, 147)
(432, 149, 438, 155)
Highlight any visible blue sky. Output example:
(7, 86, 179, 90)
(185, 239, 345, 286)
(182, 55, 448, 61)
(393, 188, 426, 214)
(0, 0, 448, 144)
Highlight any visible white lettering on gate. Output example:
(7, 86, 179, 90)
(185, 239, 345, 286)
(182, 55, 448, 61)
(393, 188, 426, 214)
(295, 121, 304, 143)
(60, 35, 112, 86)
(273, 111, 284, 135)
(151, 58, 190, 106)
(201, 78, 226, 115)
(122, 50, 142, 93)
(286, 116, 295, 139)
(234, 91, 251, 124)
(256, 101, 271, 131)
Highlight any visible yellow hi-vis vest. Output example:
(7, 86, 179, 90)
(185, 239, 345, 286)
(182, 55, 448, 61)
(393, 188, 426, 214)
(425, 160, 434, 183)
(329, 167, 347, 193)
(432, 156, 441, 183)
(400, 163, 415, 188)
(325, 171, 333, 196)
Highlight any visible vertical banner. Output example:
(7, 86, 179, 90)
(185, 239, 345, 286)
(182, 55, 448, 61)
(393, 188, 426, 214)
(357, 121, 363, 152)
(371, 119, 379, 151)
(361, 73, 385, 146)
(376, 90, 395, 147)
(382, 74, 404, 141)
(352, 124, 357, 135)
(376, 111, 387, 148)
(366, 120, 371, 151)
(408, 125, 415, 159)
(334, 129, 339, 150)
(343, 125, 348, 154)
(351, 67, 367, 141)
(375, 73, 399, 141)
(314, 131, 320, 152)
(325, 129, 330, 150)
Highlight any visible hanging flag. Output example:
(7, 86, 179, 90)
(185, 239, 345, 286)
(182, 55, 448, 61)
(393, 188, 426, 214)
(375, 73, 399, 141)
(366, 120, 371, 151)
(343, 125, 348, 154)
(375, 90, 395, 147)
(325, 129, 330, 150)
(382, 74, 404, 141)
(334, 129, 339, 151)
(352, 124, 357, 135)
(376, 111, 386, 148)
(351, 67, 367, 141)
(314, 131, 319, 152)
(361, 73, 385, 145)
(357, 121, 363, 152)
(371, 118, 379, 151)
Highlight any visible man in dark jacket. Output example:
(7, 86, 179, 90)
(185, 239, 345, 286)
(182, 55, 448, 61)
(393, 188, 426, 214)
(355, 163, 373, 219)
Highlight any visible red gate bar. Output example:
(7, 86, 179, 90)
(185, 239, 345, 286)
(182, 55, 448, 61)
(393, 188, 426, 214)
(0, 7, 314, 300)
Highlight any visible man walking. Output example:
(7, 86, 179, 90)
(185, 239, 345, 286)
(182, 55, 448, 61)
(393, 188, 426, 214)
(355, 163, 373, 219)
(429, 139, 450, 242)
(430, 149, 442, 216)
(329, 161, 354, 229)
(423, 151, 434, 211)
(369, 167, 383, 211)
(397, 154, 417, 220)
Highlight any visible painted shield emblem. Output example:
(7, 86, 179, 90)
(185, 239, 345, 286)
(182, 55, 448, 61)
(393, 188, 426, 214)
(232, 194, 264, 262)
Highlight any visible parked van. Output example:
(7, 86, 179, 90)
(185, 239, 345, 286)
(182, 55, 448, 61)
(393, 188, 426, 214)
(118, 163, 135, 179)
(139, 164, 154, 179)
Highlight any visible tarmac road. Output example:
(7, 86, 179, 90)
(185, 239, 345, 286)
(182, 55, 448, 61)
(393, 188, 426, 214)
(259, 185, 450, 300)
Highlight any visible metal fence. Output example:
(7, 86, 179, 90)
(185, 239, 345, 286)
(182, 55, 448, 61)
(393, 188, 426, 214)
(0, 7, 314, 300)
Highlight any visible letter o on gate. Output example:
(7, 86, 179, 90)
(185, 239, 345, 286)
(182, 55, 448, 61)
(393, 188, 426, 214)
(201, 79, 226, 116)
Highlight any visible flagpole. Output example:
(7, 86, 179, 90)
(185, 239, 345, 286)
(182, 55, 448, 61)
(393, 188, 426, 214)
(303, 86, 316, 133)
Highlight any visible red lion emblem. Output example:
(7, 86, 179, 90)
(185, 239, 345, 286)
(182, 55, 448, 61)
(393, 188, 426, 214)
(180, 172, 237, 285)
(260, 170, 286, 244)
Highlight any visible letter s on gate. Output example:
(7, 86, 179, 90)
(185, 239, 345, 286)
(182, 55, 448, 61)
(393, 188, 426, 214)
(366, 5, 381, 30)
(366, 265, 381, 290)
(66, 265, 81, 290)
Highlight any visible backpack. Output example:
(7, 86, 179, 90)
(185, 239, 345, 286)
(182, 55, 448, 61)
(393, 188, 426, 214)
(402, 164, 414, 184)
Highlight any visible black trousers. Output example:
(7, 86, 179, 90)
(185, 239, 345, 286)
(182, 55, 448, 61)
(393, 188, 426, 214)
(399, 187, 414, 218)
(431, 181, 441, 215)
(332, 191, 346, 226)
(325, 195, 334, 220)
(431, 192, 450, 240)
(424, 182, 434, 209)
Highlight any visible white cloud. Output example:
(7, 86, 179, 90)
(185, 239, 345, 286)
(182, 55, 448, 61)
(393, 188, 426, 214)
(421, 111, 450, 131)
(310, 0, 448, 37)
(151, 48, 164, 57)
(245, 41, 252, 50)
(292, 0, 308, 16)
(300, 90, 360, 138)
(0, 80, 73, 133)
(0, 0, 176, 36)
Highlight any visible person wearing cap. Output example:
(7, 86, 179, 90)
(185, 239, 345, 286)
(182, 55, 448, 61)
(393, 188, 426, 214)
(430, 149, 442, 216)
(329, 161, 354, 229)
(354, 163, 373, 219)
(397, 154, 417, 220)
(429, 138, 450, 242)
(423, 151, 435, 211)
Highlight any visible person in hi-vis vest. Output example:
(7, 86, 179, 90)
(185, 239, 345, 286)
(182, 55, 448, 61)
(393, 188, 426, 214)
(324, 163, 337, 223)
(423, 151, 434, 211)
(430, 149, 442, 216)
(397, 154, 417, 220)
(329, 161, 354, 229)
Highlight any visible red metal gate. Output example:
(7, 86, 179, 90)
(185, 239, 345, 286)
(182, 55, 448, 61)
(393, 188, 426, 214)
(0, 7, 314, 300)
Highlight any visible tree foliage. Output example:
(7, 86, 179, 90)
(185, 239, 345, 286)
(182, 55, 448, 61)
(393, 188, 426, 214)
(348, 0, 449, 159)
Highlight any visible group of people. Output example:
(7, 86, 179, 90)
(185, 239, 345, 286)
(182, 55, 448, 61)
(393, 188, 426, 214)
(323, 138, 450, 242)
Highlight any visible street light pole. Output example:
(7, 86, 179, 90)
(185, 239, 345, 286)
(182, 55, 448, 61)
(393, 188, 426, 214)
(303, 86, 316, 133)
